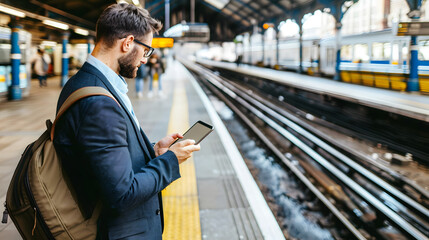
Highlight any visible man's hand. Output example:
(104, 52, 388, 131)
(154, 133, 183, 157)
(169, 139, 201, 164)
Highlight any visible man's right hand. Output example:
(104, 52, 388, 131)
(169, 139, 200, 164)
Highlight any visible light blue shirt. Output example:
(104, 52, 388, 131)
(86, 55, 140, 128)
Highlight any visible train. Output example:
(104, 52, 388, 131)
(0, 26, 32, 97)
(237, 28, 429, 93)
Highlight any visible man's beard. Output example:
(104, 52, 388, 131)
(118, 47, 139, 78)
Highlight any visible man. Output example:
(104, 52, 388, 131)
(53, 3, 200, 239)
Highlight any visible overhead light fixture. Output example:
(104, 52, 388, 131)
(204, 0, 229, 10)
(132, 0, 140, 5)
(42, 19, 69, 30)
(0, 4, 26, 18)
(75, 28, 89, 36)
(41, 40, 57, 46)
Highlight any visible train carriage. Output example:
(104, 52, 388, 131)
(240, 28, 429, 93)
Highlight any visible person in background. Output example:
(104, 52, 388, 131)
(147, 52, 165, 98)
(235, 54, 243, 67)
(32, 48, 51, 87)
(135, 64, 146, 98)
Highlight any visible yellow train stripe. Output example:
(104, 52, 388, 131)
(162, 83, 201, 240)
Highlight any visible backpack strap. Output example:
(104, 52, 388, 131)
(50, 87, 119, 141)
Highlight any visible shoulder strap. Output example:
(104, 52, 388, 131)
(50, 87, 119, 140)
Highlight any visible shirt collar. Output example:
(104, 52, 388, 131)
(86, 55, 128, 94)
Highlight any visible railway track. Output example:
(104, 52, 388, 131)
(181, 59, 429, 240)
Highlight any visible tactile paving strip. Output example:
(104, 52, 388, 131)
(162, 84, 202, 240)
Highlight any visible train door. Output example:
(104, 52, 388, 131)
(391, 41, 400, 67)
(326, 47, 336, 75)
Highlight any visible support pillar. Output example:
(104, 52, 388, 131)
(190, 0, 195, 23)
(408, 35, 420, 91)
(262, 31, 265, 66)
(87, 37, 93, 56)
(334, 22, 342, 81)
(8, 20, 22, 100)
(61, 32, 70, 87)
(276, 31, 279, 69)
(165, 0, 170, 30)
(406, 0, 422, 92)
(299, 28, 303, 73)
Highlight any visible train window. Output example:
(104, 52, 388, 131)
(341, 45, 352, 61)
(392, 43, 399, 64)
(419, 40, 429, 60)
(353, 44, 369, 62)
(372, 42, 391, 60)
(402, 44, 408, 63)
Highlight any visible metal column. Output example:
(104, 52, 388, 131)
(190, 0, 195, 23)
(61, 32, 69, 87)
(407, 0, 422, 92)
(87, 37, 92, 57)
(9, 21, 22, 100)
(299, 28, 303, 73)
(408, 35, 420, 91)
(165, 0, 170, 30)
(262, 31, 265, 66)
(276, 31, 279, 69)
(334, 22, 342, 81)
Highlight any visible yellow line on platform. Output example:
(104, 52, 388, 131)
(162, 83, 201, 240)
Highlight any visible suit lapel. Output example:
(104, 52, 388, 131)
(81, 63, 152, 159)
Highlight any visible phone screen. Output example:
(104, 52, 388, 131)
(173, 121, 213, 145)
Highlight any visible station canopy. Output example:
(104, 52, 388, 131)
(1, 0, 352, 42)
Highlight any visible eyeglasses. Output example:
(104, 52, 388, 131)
(134, 39, 154, 58)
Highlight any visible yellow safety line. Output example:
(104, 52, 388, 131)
(162, 84, 201, 240)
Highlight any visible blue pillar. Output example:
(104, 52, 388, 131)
(408, 35, 420, 91)
(87, 38, 91, 55)
(61, 32, 70, 87)
(407, 0, 422, 92)
(334, 22, 342, 81)
(8, 21, 22, 100)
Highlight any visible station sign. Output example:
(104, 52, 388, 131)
(152, 37, 174, 48)
(397, 22, 429, 36)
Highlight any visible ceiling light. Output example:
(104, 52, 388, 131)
(204, 0, 229, 10)
(42, 19, 69, 30)
(132, 0, 140, 5)
(0, 4, 26, 18)
(75, 28, 89, 36)
(41, 41, 57, 46)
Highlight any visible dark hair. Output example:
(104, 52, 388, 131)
(96, 3, 162, 48)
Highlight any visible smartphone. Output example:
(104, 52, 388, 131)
(172, 120, 214, 146)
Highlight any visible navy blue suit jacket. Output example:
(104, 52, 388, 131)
(53, 62, 181, 239)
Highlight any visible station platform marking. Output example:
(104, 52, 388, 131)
(162, 82, 201, 240)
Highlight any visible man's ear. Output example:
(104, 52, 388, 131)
(121, 35, 134, 52)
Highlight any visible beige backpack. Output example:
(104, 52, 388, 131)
(4, 87, 117, 239)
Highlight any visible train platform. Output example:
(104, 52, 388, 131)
(0, 59, 284, 239)
(197, 59, 429, 123)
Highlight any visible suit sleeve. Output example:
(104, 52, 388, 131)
(76, 96, 180, 210)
